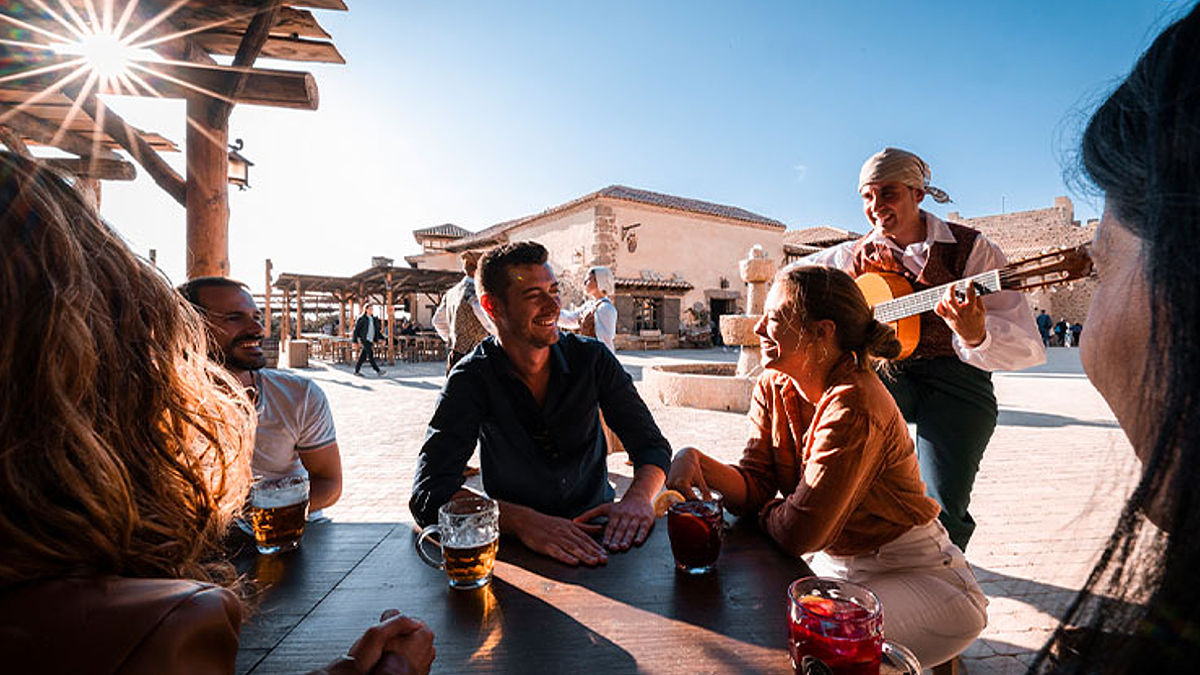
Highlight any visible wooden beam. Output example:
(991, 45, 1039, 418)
(185, 95, 229, 277)
(3, 54, 319, 110)
(41, 157, 137, 181)
(0, 124, 31, 156)
(209, 0, 283, 127)
(61, 88, 187, 206)
(174, 7, 332, 40)
(0, 105, 120, 159)
(141, 61, 320, 110)
(288, 0, 348, 9)
(190, 32, 345, 64)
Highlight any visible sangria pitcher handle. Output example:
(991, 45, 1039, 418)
(882, 640, 922, 674)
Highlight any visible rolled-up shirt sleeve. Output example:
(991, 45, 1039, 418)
(954, 237, 1047, 372)
(595, 347, 671, 475)
(734, 377, 785, 516)
(760, 404, 881, 557)
(431, 296, 450, 341)
(409, 369, 487, 526)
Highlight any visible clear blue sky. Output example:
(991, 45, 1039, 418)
(93, 0, 1195, 291)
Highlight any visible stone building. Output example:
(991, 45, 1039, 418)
(426, 185, 787, 349)
(947, 196, 1096, 325)
(404, 223, 472, 272)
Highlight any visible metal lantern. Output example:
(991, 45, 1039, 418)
(227, 138, 254, 190)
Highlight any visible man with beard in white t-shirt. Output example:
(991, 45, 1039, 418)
(179, 277, 343, 516)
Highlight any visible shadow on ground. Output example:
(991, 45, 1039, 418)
(997, 409, 1119, 429)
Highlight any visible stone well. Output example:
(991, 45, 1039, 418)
(643, 245, 775, 413)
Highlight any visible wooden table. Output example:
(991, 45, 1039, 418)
(236, 517, 813, 674)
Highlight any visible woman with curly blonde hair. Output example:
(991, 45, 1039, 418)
(0, 152, 433, 674)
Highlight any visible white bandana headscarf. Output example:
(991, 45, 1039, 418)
(858, 147, 953, 204)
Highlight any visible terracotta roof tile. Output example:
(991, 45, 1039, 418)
(448, 185, 784, 252)
(596, 185, 785, 228)
(412, 223, 471, 239)
(783, 226, 860, 246)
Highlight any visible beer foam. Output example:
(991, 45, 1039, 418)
(442, 527, 498, 549)
(251, 481, 308, 508)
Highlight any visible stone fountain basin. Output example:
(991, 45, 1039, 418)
(642, 362, 753, 414)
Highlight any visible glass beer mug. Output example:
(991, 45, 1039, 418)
(416, 496, 500, 590)
(247, 475, 310, 555)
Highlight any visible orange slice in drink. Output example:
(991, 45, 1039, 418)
(653, 489, 686, 518)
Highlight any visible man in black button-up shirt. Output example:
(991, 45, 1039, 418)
(410, 242, 670, 566)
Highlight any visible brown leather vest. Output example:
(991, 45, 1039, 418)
(579, 297, 611, 338)
(450, 278, 490, 354)
(850, 220, 979, 360)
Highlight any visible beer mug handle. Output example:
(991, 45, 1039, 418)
(882, 640, 922, 674)
(415, 525, 445, 570)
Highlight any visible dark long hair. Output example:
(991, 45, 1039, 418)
(1033, 3, 1200, 672)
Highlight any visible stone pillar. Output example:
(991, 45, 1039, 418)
(590, 204, 618, 270)
(721, 245, 776, 378)
(741, 244, 774, 314)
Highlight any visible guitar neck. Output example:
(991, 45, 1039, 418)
(873, 270, 1002, 323)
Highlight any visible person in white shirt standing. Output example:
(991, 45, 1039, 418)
(560, 266, 624, 457)
(559, 266, 618, 353)
(433, 250, 495, 374)
(800, 148, 1045, 550)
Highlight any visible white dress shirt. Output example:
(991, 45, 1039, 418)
(559, 296, 618, 353)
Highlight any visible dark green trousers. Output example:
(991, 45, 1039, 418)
(883, 357, 997, 551)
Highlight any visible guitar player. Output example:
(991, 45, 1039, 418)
(799, 147, 1046, 550)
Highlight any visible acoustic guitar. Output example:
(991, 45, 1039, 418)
(855, 244, 1095, 359)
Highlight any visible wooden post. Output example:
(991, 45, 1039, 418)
(294, 279, 304, 336)
(282, 289, 292, 342)
(338, 293, 347, 337)
(386, 270, 395, 365)
(185, 95, 229, 278)
(264, 259, 273, 338)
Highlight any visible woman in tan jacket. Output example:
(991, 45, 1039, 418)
(668, 265, 987, 667)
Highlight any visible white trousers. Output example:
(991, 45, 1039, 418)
(806, 520, 988, 669)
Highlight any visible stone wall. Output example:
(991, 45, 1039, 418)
(591, 204, 619, 267)
(947, 196, 1096, 324)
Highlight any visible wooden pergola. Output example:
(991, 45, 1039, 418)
(0, 1, 347, 278)
(272, 263, 463, 364)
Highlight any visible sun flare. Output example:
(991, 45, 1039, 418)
(58, 30, 138, 80)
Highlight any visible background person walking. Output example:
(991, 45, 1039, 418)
(353, 305, 386, 376)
